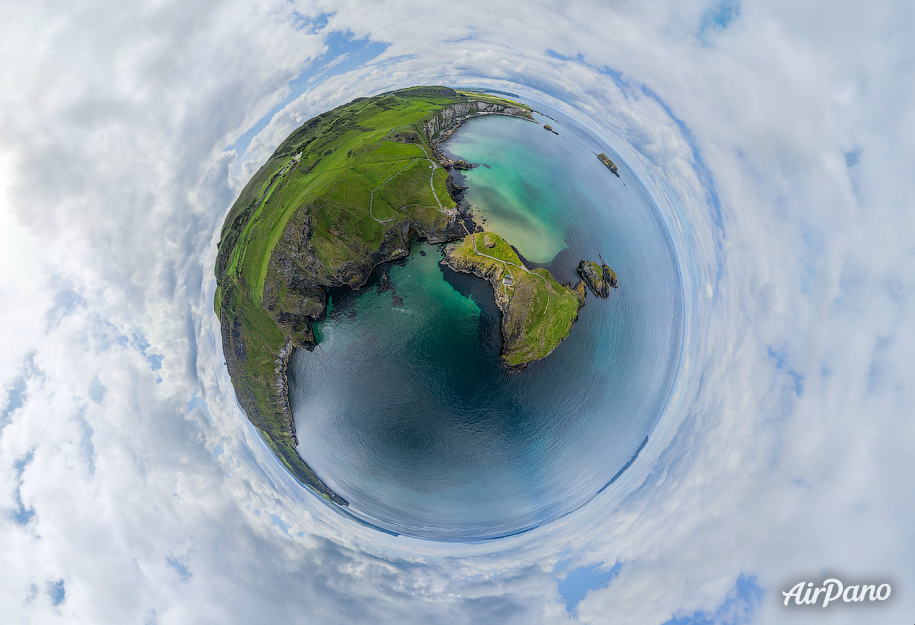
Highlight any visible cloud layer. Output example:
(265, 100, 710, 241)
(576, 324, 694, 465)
(2, 0, 913, 623)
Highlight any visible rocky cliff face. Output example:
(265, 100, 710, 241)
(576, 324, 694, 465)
(602, 264, 618, 289)
(570, 278, 587, 306)
(256, 210, 467, 467)
(422, 101, 533, 145)
(214, 87, 536, 507)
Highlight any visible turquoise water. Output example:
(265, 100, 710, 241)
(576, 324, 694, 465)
(288, 106, 683, 540)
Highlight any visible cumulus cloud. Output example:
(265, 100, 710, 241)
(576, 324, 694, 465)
(1, 0, 913, 623)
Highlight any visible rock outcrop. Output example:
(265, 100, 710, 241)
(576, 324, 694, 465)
(577, 260, 619, 298)
(570, 279, 587, 306)
(433, 150, 473, 170)
(422, 100, 534, 146)
(445, 175, 467, 200)
(597, 153, 620, 177)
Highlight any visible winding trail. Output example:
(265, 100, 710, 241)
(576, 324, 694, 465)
(368, 139, 455, 224)
(462, 230, 552, 306)
(417, 144, 447, 213)
(368, 159, 420, 223)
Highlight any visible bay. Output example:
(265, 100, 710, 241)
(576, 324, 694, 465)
(288, 103, 683, 541)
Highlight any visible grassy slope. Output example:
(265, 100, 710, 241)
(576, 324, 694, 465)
(582, 260, 602, 277)
(229, 98, 457, 305)
(215, 86, 532, 502)
(449, 232, 581, 366)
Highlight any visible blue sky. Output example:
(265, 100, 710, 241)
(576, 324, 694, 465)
(0, 0, 913, 623)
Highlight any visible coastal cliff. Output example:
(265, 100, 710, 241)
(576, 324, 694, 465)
(214, 86, 537, 505)
(421, 100, 534, 146)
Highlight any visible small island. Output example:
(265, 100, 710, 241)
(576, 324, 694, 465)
(577, 260, 618, 298)
(597, 152, 620, 177)
(443, 232, 585, 368)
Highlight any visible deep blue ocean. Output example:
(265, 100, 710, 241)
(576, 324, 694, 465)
(288, 104, 683, 540)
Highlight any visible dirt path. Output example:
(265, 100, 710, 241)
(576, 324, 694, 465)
(369, 141, 456, 224)
(464, 231, 551, 305)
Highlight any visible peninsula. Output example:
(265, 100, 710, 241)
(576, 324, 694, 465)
(214, 85, 617, 504)
(442, 233, 585, 368)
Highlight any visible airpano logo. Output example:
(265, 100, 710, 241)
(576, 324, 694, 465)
(783, 579, 891, 607)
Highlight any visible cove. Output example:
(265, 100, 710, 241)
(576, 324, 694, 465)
(288, 104, 683, 541)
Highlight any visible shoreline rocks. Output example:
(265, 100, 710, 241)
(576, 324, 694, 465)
(434, 149, 474, 170)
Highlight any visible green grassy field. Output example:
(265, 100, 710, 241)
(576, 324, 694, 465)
(222, 99, 457, 307)
(447, 232, 583, 367)
(214, 86, 533, 503)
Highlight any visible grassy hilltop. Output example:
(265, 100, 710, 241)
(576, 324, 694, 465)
(214, 86, 534, 504)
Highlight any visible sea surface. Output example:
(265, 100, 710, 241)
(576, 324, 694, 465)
(288, 103, 683, 541)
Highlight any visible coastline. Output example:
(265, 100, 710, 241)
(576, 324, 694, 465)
(268, 103, 536, 507)
(429, 109, 536, 147)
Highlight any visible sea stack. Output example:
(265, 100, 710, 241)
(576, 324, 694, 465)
(577, 260, 618, 298)
(597, 153, 620, 177)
